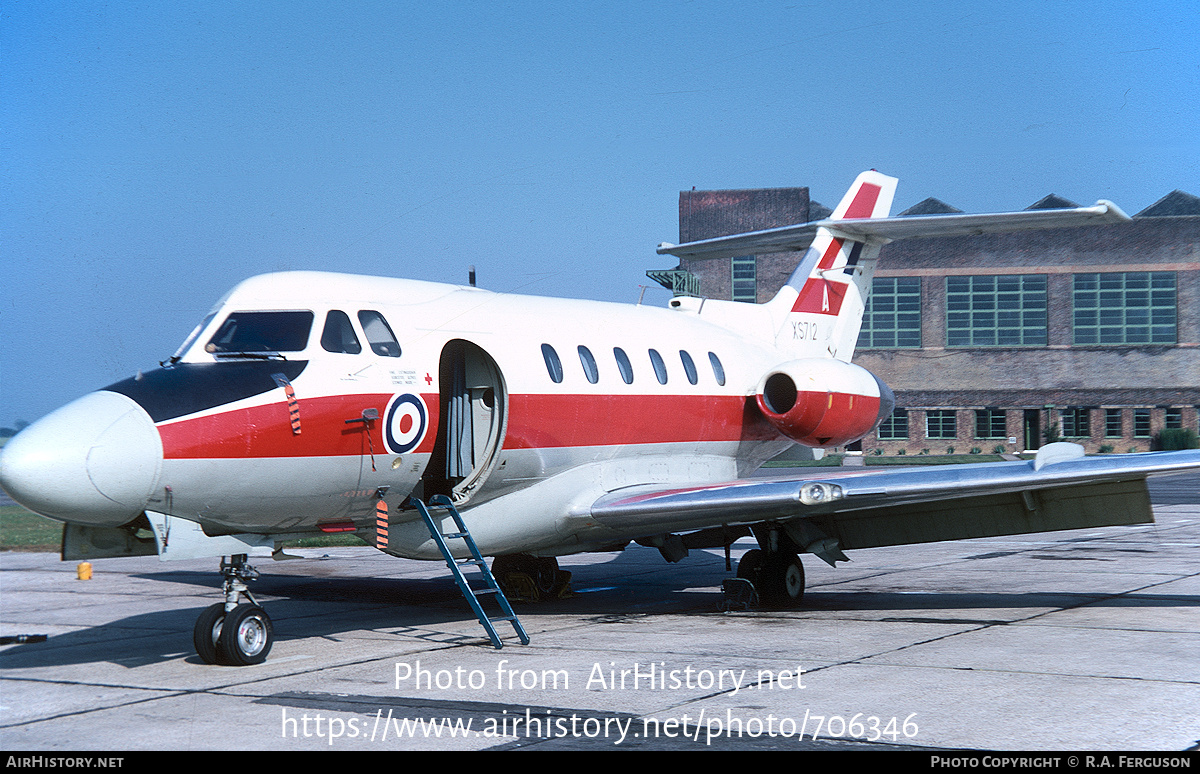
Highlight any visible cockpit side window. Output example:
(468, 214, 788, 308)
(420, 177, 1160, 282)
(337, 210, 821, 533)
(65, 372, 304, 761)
(321, 310, 362, 354)
(206, 311, 314, 354)
(357, 310, 401, 357)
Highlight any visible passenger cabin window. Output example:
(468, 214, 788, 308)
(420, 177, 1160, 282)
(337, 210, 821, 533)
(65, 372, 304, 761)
(708, 352, 726, 386)
(680, 350, 698, 385)
(542, 344, 563, 383)
(206, 311, 314, 354)
(321, 310, 362, 354)
(648, 349, 668, 384)
(578, 345, 599, 384)
(357, 311, 401, 357)
(613, 347, 634, 384)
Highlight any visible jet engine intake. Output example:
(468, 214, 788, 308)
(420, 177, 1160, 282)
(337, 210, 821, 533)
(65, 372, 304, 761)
(755, 359, 895, 448)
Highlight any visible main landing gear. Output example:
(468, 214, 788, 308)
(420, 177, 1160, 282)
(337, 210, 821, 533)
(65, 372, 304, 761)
(736, 549, 806, 607)
(491, 554, 573, 602)
(736, 526, 807, 608)
(193, 554, 274, 666)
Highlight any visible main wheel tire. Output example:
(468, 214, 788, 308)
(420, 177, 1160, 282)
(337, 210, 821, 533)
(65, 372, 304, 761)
(493, 554, 564, 600)
(759, 554, 805, 608)
(193, 603, 227, 665)
(530, 556, 561, 595)
(736, 548, 764, 584)
(218, 604, 273, 666)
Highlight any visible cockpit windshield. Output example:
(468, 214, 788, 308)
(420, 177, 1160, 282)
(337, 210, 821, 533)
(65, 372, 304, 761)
(169, 312, 216, 363)
(205, 311, 314, 356)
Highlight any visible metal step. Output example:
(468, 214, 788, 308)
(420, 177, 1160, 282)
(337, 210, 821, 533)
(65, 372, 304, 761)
(413, 495, 530, 649)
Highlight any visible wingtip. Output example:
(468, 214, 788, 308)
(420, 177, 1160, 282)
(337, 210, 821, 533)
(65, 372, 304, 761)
(1094, 199, 1132, 222)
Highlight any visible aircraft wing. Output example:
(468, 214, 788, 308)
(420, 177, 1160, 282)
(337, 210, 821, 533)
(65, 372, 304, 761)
(656, 200, 1130, 261)
(587, 446, 1200, 564)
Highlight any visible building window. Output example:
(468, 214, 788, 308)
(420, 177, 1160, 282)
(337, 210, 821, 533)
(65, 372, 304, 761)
(926, 410, 957, 439)
(1133, 409, 1151, 438)
(1165, 408, 1183, 429)
(975, 409, 1006, 439)
(1073, 272, 1177, 345)
(878, 408, 908, 440)
(731, 256, 757, 303)
(946, 275, 1047, 347)
(1104, 409, 1122, 438)
(1061, 407, 1091, 438)
(860, 277, 921, 348)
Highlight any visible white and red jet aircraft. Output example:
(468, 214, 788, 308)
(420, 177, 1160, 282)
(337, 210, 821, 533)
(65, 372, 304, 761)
(3, 171, 1197, 665)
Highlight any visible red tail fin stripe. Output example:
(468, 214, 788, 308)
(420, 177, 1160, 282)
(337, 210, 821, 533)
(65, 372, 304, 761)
(816, 237, 844, 271)
(791, 278, 847, 315)
(842, 182, 882, 219)
(793, 235, 848, 313)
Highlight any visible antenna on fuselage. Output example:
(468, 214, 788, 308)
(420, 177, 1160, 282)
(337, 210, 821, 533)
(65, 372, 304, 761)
(468, 265, 476, 287)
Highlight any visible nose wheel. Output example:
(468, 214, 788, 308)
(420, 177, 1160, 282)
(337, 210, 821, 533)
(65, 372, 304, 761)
(193, 554, 274, 665)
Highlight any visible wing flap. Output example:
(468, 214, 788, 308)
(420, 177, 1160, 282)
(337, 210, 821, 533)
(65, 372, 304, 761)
(588, 449, 1198, 549)
(807, 478, 1152, 552)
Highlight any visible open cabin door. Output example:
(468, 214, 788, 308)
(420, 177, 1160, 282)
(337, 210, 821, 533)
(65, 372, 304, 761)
(424, 340, 507, 504)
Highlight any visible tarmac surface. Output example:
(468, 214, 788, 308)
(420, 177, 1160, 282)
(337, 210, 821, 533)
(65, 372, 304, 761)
(1, 472, 1197, 751)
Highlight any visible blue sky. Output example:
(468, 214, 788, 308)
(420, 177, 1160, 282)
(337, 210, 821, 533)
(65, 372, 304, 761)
(2, 1, 1197, 426)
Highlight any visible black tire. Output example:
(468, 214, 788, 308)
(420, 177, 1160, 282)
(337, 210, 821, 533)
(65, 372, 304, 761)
(491, 554, 522, 579)
(193, 603, 227, 665)
(736, 548, 764, 584)
(530, 556, 561, 595)
(218, 604, 273, 666)
(759, 554, 805, 608)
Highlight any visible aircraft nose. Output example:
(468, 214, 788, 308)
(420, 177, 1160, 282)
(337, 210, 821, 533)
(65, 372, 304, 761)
(0, 391, 163, 527)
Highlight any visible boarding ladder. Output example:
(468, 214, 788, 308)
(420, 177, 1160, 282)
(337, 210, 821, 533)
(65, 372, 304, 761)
(413, 495, 529, 649)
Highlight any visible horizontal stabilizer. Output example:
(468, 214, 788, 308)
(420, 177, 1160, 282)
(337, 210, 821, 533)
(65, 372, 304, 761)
(657, 200, 1130, 261)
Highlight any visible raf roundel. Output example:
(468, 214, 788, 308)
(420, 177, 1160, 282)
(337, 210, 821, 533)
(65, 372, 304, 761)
(384, 393, 428, 454)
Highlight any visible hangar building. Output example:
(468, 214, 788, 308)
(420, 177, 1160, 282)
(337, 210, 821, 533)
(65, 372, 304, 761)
(651, 185, 1200, 454)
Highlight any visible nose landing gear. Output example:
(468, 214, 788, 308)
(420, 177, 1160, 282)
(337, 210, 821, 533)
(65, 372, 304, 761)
(192, 554, 274, 666)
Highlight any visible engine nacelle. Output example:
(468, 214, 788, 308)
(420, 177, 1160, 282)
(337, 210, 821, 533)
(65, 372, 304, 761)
(755, 359, 895, 448)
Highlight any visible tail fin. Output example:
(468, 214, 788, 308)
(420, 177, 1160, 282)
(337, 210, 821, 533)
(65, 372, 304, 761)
(767, 170, 897, 361)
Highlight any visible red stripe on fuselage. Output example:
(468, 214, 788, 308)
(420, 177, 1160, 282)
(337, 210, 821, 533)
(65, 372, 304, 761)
(157, 393, 431, 459)
(504, 393, 777, 450)
(156, 392, 779, 459)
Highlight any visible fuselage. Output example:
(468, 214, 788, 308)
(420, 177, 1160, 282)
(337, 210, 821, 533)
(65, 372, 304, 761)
(0, 270, 890, 559)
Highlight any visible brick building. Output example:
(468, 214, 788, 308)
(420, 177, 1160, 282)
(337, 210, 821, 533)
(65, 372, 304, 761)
(655, 187, 1200, 454)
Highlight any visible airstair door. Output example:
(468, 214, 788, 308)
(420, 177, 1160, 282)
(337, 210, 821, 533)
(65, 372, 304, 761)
(425, 340, 507, 504)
